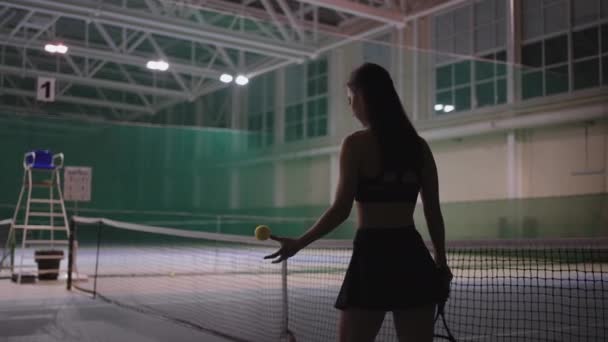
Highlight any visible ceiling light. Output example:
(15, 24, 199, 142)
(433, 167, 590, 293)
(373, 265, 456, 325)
(434, 104, 444, 111)
(220, 74, 233, 83)
(44, 44, 57, 53)
(444, 105, 455, 113)
(55, 43, 68, 54)
(44, 43, 68, 54)
(146, 60, 169, 71)
(156, 60, 169, 71)
(235, 75, 249, 86)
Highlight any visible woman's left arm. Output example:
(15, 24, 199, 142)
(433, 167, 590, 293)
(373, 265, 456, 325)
(265, 134, 359, 263)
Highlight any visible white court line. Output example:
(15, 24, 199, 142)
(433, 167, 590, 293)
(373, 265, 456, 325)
(0, 302, 113, 313)
(0, 296, 229, 312)
(0, 313, 55, 321)
(457, 322, 606, 341)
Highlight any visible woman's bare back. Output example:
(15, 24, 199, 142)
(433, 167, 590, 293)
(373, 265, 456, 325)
(352, 130, 418, 229)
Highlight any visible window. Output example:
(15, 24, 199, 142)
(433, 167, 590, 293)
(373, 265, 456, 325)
(307, 97, 328, 137)
(433, 0, 507, 115)
(573, 0, 603, 26)
(523, 0, 568, 41)
(284, 58, 328, 141)
(521, 0, 608, 99)
(247, 73, 275, 148)
(435, 61, 472, 113)
(573, 26, 601, 90)
(285, 104, 303, 142)
(363, 34, 392, 72)
(247, 111, 274, 148)
(476, 51, 508, 107)
(521, 35, 569, 98)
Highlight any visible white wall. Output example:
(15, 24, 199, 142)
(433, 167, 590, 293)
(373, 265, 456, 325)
(431, 134, 509, 202)
(282, 157, 330, 206)
(521, 122, 607, 197)
(422, 121, 608, 203)
(234, 22, 608, 210)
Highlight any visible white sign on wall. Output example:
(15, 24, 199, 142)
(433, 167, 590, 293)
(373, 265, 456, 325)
(64, 167, 92, 202)
(36, 77, 56, 102)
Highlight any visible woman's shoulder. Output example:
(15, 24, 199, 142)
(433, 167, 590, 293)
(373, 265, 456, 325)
(341, 130, 371, 156)
(342, 130, 372, 149)
(347, 129, 372, 142)
(417, 136, 432, 154)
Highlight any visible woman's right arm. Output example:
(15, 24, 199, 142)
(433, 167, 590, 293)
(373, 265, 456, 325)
(419, 139, 448, 268)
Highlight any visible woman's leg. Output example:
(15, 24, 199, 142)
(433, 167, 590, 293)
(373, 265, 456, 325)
(338, 308, 385, 342)
(392, 304, 435, 342)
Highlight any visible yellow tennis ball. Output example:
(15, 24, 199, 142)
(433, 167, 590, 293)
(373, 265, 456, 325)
(255, 225, 271, 241)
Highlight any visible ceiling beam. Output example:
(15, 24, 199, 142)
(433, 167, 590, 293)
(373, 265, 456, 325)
(296, 0, 404, 26)
(403, 0, 471, 24)
(151, 57, 296, 115)
(0, 64, 190, 99)
(1, 88, 153, 113)
(145, 34, 191, 93)
(5, 0, 315, 60)
(259, 0, 292, 42)
(181, 0, 343, 35)
(276, 0, 306, 41)
(315, 23, 393, 56)
(7, 11, 34, 39)
(0, 35, 222, 78)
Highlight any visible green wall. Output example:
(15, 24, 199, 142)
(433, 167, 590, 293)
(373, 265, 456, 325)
(0, 113, 241, 217)
(1, 112, 605, 241)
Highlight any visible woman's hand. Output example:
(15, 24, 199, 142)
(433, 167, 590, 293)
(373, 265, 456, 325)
(264, 236, 303, 263)
(436, 264, 453, 312)
(438, 263, 453, 283)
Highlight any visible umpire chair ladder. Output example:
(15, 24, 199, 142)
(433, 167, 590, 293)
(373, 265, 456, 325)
(7, 150, 70, 283)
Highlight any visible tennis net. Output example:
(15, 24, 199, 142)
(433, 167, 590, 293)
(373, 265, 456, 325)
(68, 216, 608, 342)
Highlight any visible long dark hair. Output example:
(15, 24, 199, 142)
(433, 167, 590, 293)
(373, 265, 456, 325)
(347, 63, 422, 171)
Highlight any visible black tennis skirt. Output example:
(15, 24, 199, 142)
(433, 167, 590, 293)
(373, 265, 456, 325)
(335, 226, 442, 311)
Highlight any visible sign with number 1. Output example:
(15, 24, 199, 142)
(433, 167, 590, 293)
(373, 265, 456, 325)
(37, 77, 55, 102)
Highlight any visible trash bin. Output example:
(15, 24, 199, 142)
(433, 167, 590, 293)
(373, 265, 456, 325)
(35, 250, 64, 280)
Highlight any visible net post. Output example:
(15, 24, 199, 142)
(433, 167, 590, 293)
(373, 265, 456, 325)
(213, 216, 222, 273)
(92, 221, 102, 299)
(67, 217, 74, 290)
(281, 260, 288, 330)
(281, 259, 291, 341)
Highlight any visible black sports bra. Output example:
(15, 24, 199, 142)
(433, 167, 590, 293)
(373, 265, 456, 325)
(355, 167, 421, 203)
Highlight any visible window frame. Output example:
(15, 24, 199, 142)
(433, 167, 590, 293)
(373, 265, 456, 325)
(246, 72, 276, 149)
(520, 0, 608, 100)
(431, 0, 509, 116)
(284, 57, 329, 142)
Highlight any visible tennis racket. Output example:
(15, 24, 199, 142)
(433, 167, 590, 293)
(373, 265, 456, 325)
(433, 266, 457, 341)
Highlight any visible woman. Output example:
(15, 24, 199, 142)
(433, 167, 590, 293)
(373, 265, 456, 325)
(265, 63, 451, 342)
